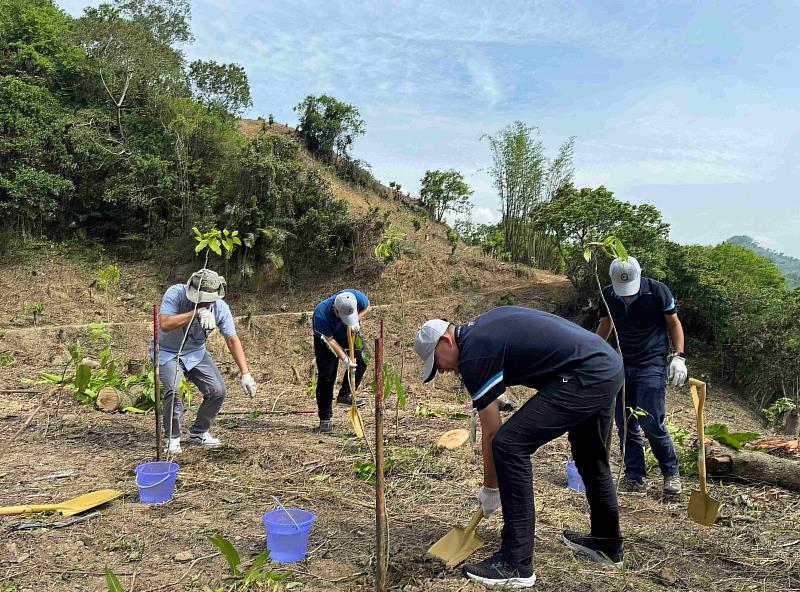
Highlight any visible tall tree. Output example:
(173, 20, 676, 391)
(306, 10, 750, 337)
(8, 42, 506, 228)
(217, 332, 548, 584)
(484, 122, 574, 268)
(419, 169, 472, 223)
(294, 94, 365, 157)
(189, 59, 252, 117)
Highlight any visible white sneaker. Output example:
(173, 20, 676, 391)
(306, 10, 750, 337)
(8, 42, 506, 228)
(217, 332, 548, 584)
(186, 431, 221, 448)
(164, 437, 182, 454)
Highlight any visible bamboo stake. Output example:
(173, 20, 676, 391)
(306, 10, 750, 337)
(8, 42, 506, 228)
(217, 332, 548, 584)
(375, 319, 387, 592)
(153, 304, 162, 462)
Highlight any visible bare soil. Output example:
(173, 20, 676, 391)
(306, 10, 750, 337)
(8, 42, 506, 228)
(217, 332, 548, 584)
(1, 240, 798, 592)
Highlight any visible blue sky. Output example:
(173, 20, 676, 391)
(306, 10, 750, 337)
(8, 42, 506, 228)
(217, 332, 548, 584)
(59, 0, 800, 257)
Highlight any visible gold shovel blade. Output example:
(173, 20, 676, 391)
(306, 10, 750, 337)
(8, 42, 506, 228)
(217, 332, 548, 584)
(688, 489, 721, 526)
(427, 508, 484, 567)
(348, 400, 365, 438)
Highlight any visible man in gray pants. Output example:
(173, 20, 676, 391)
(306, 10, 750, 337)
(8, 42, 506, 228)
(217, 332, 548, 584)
(152, 270, 257, 454)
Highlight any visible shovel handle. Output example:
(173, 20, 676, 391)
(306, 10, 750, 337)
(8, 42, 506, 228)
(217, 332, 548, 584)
(465, 507, 483, 533)
(689, 379, 709, 495)
(0, 504, 55, 516)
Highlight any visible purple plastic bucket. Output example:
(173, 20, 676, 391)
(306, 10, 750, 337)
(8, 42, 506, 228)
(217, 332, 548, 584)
(135, 461, 179, 503)
(565, 459, 586, 493)
(262, 509, 314, 562)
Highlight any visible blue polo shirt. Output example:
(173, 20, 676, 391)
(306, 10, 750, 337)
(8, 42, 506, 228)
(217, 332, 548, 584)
(312, 289, 369, 343)
(598, 277, 676, 366)
(149, 284, 236, 370)
(456, 306, 623, 411)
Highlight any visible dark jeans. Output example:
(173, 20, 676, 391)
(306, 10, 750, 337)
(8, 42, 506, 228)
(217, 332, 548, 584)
(492, 371, 624, 568)
(313, 333, 367, 420)
(615, 363, 678, 481)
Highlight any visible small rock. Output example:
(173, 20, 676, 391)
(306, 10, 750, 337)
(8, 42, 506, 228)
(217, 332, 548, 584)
(175, 551, 194, 562)
(75, 540, 85, 547)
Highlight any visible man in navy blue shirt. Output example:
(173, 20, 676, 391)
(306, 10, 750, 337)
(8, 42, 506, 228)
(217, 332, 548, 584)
(596, 256, 687, 495)
(414, 306, 624, 587)
(311, 289, 370, 433)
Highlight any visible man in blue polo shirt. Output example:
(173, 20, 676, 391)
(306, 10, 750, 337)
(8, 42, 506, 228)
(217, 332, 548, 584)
(596, 256, 687, 495)
(153, 269, 257, 454)
(414, 306, 624, 588)
(312, 289, 370, 433)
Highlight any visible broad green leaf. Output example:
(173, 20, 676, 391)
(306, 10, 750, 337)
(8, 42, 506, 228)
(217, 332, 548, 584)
(615, 239, 628, 261)
(208, 535, 241, 576)
(223, 228, 229, 236)
(122, 406, 148, 414)
(75, 364, 91, 395)
(232, 237, 242, 246)
(39, 372, 64, 383)
(104, 566, 124, 592)
(192, 227, 202, 238)
(209, 238, 222, 256)
(232, 230, 239, 236)
(583, 247, 591, 262)
(705, 423, 759, 450)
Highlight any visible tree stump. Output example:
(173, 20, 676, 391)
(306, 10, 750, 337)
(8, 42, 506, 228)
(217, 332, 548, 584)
(96, 386, 139, 412)
(783, 408, 799, 436)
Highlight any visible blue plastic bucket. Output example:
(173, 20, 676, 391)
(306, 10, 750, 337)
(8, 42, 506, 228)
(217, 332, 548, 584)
(565, 459, 586, 493)
(135, 461, 179, 503)
(263, 509, 314, 562)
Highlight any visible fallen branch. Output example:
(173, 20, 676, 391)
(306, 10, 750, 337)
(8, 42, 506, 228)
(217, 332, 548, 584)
(706, 442, 800, 492)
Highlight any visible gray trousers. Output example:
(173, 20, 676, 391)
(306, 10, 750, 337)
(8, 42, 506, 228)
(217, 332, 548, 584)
(160, 352, 226, 439)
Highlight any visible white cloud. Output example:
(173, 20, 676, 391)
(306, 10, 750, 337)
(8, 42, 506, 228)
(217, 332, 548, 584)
(473, 206, 500, 225)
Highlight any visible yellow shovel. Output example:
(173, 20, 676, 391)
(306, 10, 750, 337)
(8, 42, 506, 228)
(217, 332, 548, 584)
(687, 378, 721, 526)
(346, 327, 365, 438)
(428, 507, 484, 567)
(0, 489, 123, 517)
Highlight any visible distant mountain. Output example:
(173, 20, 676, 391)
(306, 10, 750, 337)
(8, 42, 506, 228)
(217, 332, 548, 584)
(726, 235, 800, 289)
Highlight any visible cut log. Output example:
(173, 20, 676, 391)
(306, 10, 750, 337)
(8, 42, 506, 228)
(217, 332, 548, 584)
(706, 442, 800, 492)
(96, 386, 139, 412)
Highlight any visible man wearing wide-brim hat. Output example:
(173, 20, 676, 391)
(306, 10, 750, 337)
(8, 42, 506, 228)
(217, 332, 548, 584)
(151, 269, 257, 454)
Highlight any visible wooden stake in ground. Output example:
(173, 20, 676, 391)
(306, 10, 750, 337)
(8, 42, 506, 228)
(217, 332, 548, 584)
(375, 320, 388, 592)
(153, 304, 162, 462)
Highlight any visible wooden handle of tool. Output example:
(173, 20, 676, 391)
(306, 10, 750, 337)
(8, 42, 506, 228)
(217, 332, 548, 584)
(465, 507, 483, 534)
(689, 379, 708, 495)
(0, 504, 53, 516)
(347, 326, 356, 390)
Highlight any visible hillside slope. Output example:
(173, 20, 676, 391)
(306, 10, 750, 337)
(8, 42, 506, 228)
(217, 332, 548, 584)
(727, 235, 800, 288)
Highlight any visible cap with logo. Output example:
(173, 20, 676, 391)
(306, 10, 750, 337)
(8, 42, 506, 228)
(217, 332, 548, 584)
(334, 291, 360, 331)
(609, 256, 641, 297)
(413, 319, 450, 383)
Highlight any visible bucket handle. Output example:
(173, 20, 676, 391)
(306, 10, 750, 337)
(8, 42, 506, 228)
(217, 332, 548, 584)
(136, 472, 174, 489)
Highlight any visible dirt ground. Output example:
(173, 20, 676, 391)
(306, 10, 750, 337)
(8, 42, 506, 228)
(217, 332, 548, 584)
(1, 246, 799, 592)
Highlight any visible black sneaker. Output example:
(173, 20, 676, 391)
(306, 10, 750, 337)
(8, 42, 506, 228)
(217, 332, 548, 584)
(618, 476, 646, 493)
(462, 551, 537, 588)
(336, 393, 366, 407)
(317, 419, 334, 433)
(562, 530, 623, 567)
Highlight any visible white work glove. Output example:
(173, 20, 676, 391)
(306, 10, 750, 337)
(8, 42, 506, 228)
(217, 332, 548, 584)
(341, 355, 356, 371)
(668, 355, 687, 387)
(476, 486, 501, 518)
(240, 372, 257, 396)
(197, 307, 216, 333)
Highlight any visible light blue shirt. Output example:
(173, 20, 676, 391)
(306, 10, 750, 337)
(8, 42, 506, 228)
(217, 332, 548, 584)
(150, 284, 236, 370)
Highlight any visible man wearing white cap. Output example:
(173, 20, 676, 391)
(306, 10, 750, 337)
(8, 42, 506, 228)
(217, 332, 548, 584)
(414, 306, 625, 587)
(311, 289, 370, 433)
(152, 269, 257, 454)
(596, 256, 687, 495)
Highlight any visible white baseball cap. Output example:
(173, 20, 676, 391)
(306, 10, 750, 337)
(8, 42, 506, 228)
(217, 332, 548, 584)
(413, 319, 450, 383)
(334, 291, 360, 331)
(609, 256, 641, 297)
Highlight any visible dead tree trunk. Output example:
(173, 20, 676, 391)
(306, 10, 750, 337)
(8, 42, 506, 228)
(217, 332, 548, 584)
(783, 408, 799, 436)
(706, 443, 800, 492)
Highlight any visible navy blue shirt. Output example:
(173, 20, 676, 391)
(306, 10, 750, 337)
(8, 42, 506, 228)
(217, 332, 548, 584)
(456, 306, 623, 411)
(598, 277, 676, 366)
(312, 289, 370, 343)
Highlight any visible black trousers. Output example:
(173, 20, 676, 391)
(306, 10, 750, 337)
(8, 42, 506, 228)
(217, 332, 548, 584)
(492, 370, 624, 568)
(313, 333, 367, 420)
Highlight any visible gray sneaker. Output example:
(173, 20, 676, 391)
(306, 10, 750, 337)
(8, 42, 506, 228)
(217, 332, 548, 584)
(318, 419, 334, 434)
(618, 476, 646, 493)
(663, 474, 682, 495)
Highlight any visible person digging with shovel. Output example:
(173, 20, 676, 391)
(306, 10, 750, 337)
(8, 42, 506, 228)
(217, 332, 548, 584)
(151, 270, 257, 454)
(414, 306, 624, 588)
(595, 256, 687, 495)
(311, 290, 370, 433)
